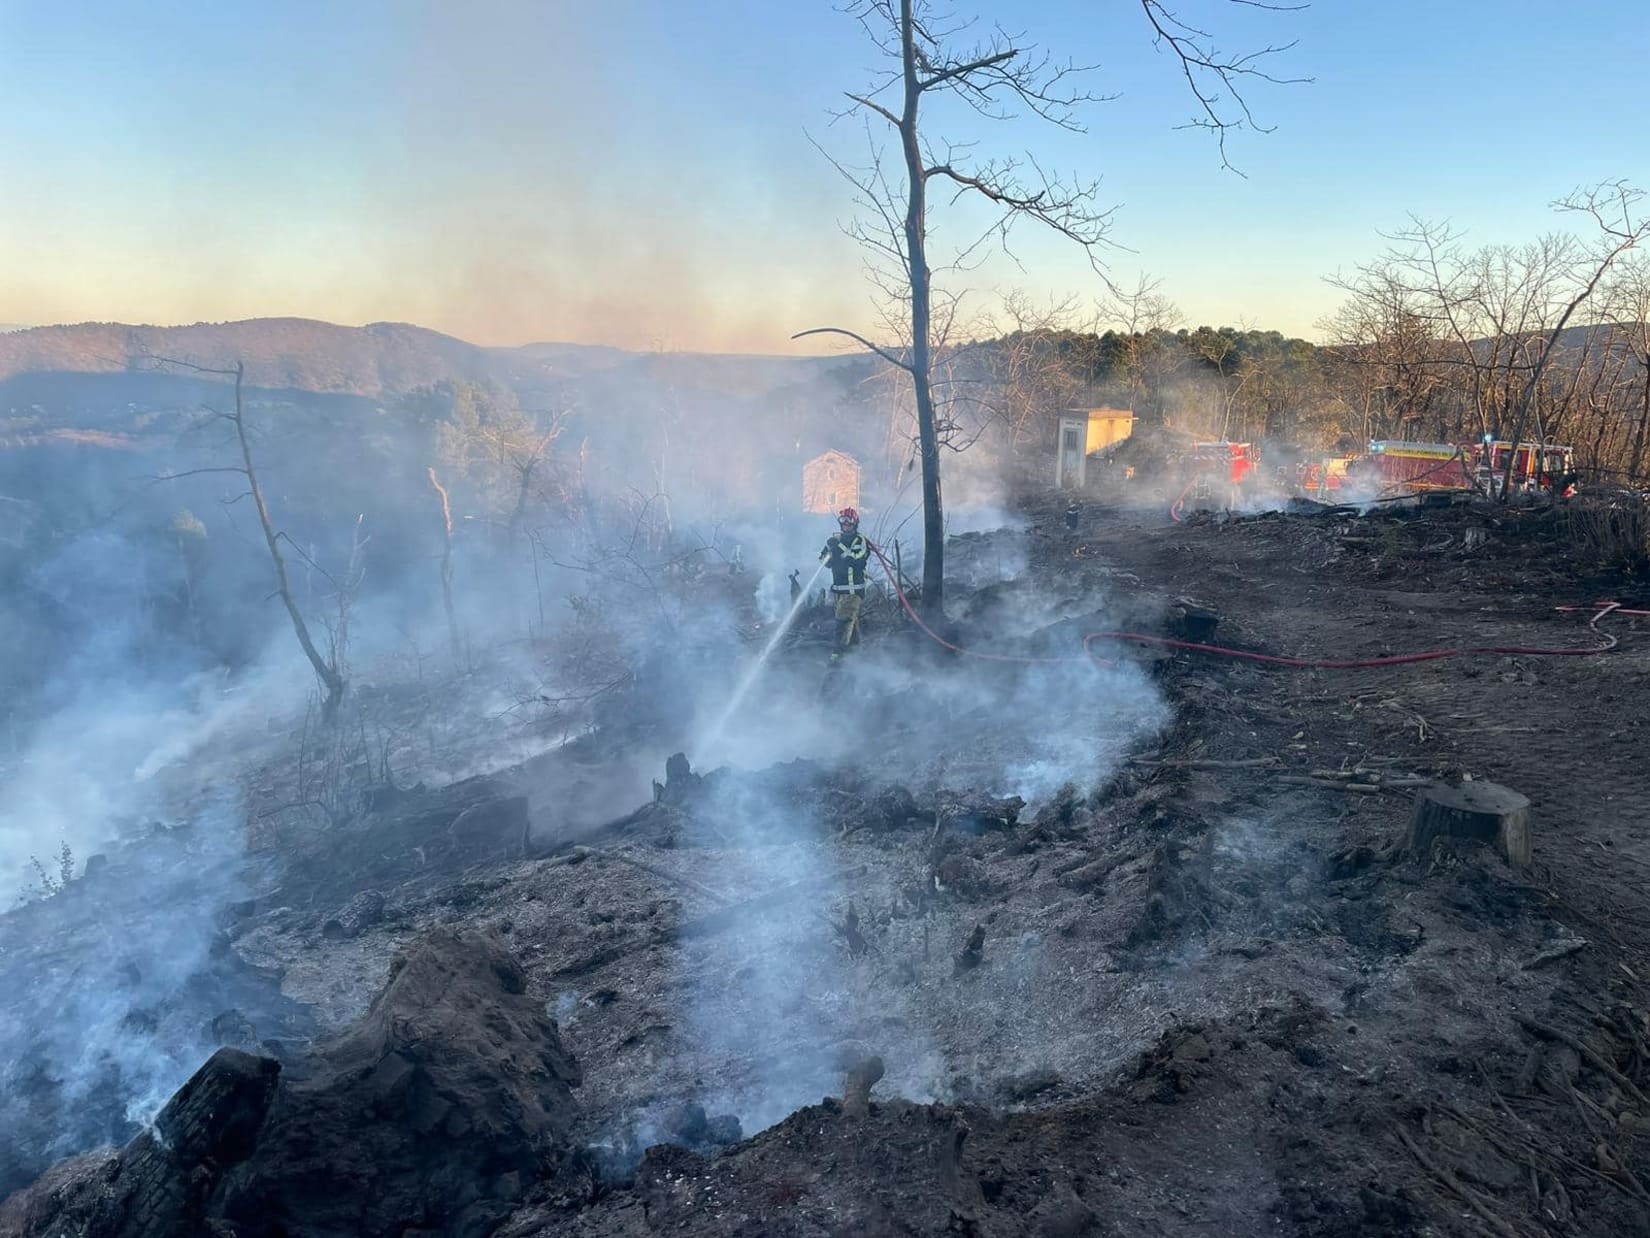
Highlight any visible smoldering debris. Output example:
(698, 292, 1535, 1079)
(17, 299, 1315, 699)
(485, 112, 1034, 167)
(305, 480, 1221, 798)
(0, 804, 312, 1199)
(0, 928, 586, 1238)
(4, 476, 1648, 1236)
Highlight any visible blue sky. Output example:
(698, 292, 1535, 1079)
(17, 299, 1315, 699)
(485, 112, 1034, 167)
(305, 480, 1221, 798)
(1, 0, 1645, 350)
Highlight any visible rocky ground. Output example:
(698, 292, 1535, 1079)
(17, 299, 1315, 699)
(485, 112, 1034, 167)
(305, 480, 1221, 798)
(5, 487, 1650, 1237)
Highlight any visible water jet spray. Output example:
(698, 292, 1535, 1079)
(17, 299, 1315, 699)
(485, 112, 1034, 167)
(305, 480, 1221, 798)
(694, 562, 826, 765)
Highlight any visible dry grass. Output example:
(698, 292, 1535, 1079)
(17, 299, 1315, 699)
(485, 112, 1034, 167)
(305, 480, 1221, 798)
(1561, 493, 1650, 574)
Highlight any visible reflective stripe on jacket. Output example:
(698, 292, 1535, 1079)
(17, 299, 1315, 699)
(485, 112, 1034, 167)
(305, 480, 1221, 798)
(820, 532, 870, 592)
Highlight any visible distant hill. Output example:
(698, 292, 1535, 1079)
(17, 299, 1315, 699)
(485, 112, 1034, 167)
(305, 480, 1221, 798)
(0, 319, 510, 399)
(0, 318, 884, 531)
(0, 318, 865, 405)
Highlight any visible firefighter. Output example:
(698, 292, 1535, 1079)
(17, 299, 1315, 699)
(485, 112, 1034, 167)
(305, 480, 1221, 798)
(820, 507, 870, 659)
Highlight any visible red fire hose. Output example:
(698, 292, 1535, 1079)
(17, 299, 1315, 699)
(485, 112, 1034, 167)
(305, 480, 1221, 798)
(866, 541, 1623, 670)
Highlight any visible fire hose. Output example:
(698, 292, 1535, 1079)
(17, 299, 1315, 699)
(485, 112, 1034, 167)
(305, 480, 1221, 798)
(1169, 480, 1195, 524)
(864, 540, 1625, 670)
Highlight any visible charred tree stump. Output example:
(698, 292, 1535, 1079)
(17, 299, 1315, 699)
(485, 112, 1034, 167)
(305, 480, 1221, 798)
(155, 1048, 282, 1168)
(954, 924, 986, 975)
(656, 753, 702, 806)
(1407, 781, 1532, 866)
(1171, 597, 1222, 643)
(833, 1045, 885, 1119)
(842, 1057, 884, 1119)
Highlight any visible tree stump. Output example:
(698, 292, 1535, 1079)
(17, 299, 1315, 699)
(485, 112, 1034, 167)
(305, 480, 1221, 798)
(1171, 597, 1222, 643)
(1407, 781, 1532, 866)
(954, 923, 986, 975)
(833, 1046, 885, 1119)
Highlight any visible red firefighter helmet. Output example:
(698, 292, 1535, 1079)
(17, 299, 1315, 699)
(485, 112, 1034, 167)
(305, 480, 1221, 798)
(838, 506, 859, 525)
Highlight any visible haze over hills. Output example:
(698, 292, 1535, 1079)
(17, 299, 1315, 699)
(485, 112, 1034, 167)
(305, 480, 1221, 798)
(0, 318, 861, 408)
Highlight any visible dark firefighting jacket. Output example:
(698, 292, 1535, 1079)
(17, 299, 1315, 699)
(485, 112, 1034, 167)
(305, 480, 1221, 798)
(820, 532, 870, 592)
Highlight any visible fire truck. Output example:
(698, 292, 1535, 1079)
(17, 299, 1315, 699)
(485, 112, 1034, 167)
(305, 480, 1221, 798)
(1339, 439, 1577, 499)
(1352, 441, 1478, 493)
(1296, 456, 1352, 496)
(1192, 441, 1259, 486)
(1480, 440, 1577, 496)
(1171, 441, 1259, 510)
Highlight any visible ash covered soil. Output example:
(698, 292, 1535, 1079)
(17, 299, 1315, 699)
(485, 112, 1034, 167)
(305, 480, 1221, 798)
(7, 490, 1650, 1237)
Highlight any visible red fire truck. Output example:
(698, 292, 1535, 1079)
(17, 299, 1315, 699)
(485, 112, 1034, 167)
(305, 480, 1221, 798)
(1191, 441, 1259, 487)
(1352, 441, 1477, 493)
(1296, 456, 1353, 496)
(1342, 439, 1576, 499)
(1481, 440, 1577, 495)
(1168, 441, 1260, 512)
(1201, 442, 1260, 488)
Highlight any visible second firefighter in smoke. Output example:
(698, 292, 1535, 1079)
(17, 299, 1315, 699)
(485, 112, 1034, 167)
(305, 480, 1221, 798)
(820, 506, 869, 659)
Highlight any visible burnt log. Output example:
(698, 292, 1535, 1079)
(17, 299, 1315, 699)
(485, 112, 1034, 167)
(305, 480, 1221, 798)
(448, 796, 530, 860)
(318, 890, 385, 941)
(1406, 780, 1532, 866)
(866, 785, 920, 832)
(935, 792, 1024, 834)
(1, 930, 582, 1238)
(217, 928, 582, 1238)
(155, 1050, 283, 1170)
(0, 1050, 281, 1238)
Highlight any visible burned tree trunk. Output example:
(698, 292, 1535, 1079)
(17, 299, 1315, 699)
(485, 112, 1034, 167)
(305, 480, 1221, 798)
(231, 362, 347, 719)
(427, 467, 463, 667)
(954, 923, 986, 975)
(1406, 781, 1532, 866)
(841, 1054, 885, 1119)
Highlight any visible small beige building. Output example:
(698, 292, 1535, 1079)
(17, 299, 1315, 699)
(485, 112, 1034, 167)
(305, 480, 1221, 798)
(1056, 408, 1136, 488)
(802, 449, 861, 514)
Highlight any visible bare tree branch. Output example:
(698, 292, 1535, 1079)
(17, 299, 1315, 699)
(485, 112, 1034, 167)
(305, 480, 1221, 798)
(1139, 0, 1310, 171)
(792, 326, 914, 372)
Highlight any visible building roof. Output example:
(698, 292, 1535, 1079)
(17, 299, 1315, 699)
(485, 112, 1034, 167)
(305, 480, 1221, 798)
(805, 449, 860, 469)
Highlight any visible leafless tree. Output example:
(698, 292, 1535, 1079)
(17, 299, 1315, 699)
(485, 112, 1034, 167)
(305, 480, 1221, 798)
(1604, 257, 1650, 477)
(797, 2, 1114, 612)
(1323, 234, 1462, 442)
(1323, 183, 1648, 487)
(1496, 183, 1649, 493)
(153, 359, 349, 719)
(436, 383, 570, 542)
(980, 292, 1095, 455)
(799, 0, 1299, 611)
(427, 467, 463, 667)
(1106, 274, 1184, 421)
(539, 488, 682, 624)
